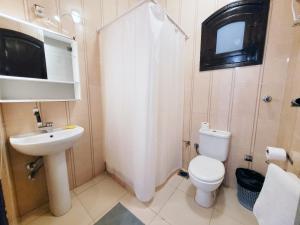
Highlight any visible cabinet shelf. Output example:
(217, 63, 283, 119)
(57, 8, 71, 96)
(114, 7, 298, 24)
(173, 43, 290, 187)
(0, 13, 81, 103)
(0, 75, 75, 85)
(0, 77, 79, 103)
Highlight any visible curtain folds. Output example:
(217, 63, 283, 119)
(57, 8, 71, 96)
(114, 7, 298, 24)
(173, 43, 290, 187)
(99, 2, 185, 202)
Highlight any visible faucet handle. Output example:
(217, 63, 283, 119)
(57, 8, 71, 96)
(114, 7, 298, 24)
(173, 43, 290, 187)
(38, 122, 54, 132)
(38, 122, 54, 128)
(44, 122, 54, 127)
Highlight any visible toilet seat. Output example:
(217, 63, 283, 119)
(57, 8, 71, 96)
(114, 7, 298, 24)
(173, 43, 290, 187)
(189, 155, 225, 183)
(189, 171, 223, 184)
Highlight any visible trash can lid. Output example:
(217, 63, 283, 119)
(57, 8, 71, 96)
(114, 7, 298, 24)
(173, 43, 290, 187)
(236, 168, 265, 192)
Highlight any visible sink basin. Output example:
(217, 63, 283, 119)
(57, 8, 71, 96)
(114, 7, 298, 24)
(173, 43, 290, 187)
(10, 126, 84, 217)
(10, 126, 84, 156)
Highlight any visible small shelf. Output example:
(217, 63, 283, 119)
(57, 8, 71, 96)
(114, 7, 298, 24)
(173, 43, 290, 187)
(0, 99, 77, 103)
(0, 78, 78, 103)
(0, 75, 75, 84)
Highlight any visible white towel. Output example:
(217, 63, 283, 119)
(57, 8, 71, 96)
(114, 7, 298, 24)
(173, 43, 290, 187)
(253, 164, 300, 225)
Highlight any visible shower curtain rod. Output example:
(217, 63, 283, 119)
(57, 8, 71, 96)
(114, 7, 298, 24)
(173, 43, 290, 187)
(97, 0, 189, 40)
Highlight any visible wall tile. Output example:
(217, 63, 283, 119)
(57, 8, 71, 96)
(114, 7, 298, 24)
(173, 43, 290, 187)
(0, 106, 19, 225)
(225, 144, 249, 187)
(166, 0, 180, 24)
(128, 0, 139, 7)
(117, 0, 130, 16)
(253, 118, 280, 174)
(0, 0, 106, 216)
(192, 72, 211, 115)
(89, 85, 105, 175)
(181, 0, 197, 141)
(2, 103, 49, 216)
(156, 0, 166, 9)
(210, 69, 233, 130)
(216, 0, 231, 10)
(25, 0, 60, 30)
(102, 0, 117, 26)
(252, 0, 293, 175)
(84, 0, 101, 29)
(0, 0, 25, 19)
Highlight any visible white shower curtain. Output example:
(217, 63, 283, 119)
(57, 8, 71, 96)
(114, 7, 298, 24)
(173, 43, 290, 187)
(99, 1, 185, 202)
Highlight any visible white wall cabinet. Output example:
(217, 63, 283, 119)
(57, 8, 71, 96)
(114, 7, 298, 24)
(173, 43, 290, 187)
(0, 14, 81, 102)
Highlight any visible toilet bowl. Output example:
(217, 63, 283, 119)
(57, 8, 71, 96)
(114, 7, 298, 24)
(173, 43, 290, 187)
(188, 155, 225, 207)
(188, 126, 231, 208)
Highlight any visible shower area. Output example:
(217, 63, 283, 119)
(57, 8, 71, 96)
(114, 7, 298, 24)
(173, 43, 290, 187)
(98, 0, 187, 202)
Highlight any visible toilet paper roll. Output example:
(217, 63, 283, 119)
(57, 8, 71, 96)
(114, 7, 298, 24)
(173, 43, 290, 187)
(201, 122, 209, 130)
(266, 146, 287, 161)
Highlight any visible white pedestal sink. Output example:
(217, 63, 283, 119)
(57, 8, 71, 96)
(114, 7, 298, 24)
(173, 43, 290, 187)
(10, 126, 84, 216)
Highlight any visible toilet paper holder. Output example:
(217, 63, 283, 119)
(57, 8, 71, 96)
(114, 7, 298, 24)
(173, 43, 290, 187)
(291, 98, 300, 107)
(265, 150, 294, 165)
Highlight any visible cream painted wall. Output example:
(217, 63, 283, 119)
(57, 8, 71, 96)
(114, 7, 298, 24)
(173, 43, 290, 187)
(0, 105, 18, 225)
(159, 0, 294, 187)
(0, 0, 147, 217)
(0, 0, 297, 218)
(0, 0, 108, 216)
(278, 26, 300, 176)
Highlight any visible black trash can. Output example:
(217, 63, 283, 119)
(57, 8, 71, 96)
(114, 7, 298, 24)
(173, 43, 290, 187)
(235, 168, 265, 211)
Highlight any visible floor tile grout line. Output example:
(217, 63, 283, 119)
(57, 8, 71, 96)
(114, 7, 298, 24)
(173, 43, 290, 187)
(22, 178, 256, 225)
(22, 175, 185, 225)
(148, 206, 158, 216)
(151, 215, 173, 225)
(175, 177, 187, 190)
(73, 194, 95, 223)
(75, 180, 127, 224)
(208, 207, 217, 225)
(175, 186, 194, 198)
(157, 188, 178, 223)
(114, 175, 184, 221)
(118, 191, 159, 224)
(118, 192, 158, 216)
(74, 173, 109, 196)
(84, 175, 179, 224)
(20, 204, 51, 225)
(147, 211, 158, 225)
(152, 181, 180, 215)
(77, 189, 129, 224)
(104, 191, 130, 222)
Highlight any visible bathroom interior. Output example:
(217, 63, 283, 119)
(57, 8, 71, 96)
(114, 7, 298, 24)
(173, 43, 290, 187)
(0, 0, 300, 225)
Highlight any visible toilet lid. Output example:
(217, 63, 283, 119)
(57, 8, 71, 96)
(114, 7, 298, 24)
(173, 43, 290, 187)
(188, 155, 225, 183)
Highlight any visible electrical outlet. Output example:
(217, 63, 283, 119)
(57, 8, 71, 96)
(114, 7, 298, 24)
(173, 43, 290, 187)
(244, 154, 253, 162)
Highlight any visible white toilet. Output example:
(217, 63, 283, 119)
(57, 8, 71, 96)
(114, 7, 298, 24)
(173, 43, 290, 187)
(188, 127, 231, 208)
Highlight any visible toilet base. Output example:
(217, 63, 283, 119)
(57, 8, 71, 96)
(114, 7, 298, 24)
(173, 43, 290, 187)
(195, 189, 216, 208)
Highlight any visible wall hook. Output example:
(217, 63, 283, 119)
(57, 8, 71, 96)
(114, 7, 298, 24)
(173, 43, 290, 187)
(262, 96, 272, 103)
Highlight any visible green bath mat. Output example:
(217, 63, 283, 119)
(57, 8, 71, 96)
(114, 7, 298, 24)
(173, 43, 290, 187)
(95, 203, 144, 225)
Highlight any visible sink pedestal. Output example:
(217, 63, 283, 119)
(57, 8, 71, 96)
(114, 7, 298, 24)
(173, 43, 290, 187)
(9, 126, 84, 217)
(44, 151, 71, 216)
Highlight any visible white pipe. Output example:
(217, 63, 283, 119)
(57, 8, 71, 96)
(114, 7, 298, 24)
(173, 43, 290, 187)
(97, 0, 189, 40)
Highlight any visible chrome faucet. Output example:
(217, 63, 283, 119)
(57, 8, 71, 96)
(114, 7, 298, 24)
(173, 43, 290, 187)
(38, 122, 54, 133)
(33, 108, 54, 132)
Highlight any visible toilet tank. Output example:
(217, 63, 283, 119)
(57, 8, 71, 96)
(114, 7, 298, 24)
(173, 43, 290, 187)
(199, 128, 231, 162)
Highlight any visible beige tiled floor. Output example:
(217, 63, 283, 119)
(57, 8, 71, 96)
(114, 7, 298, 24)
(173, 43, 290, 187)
(22, 173, 258, 225)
